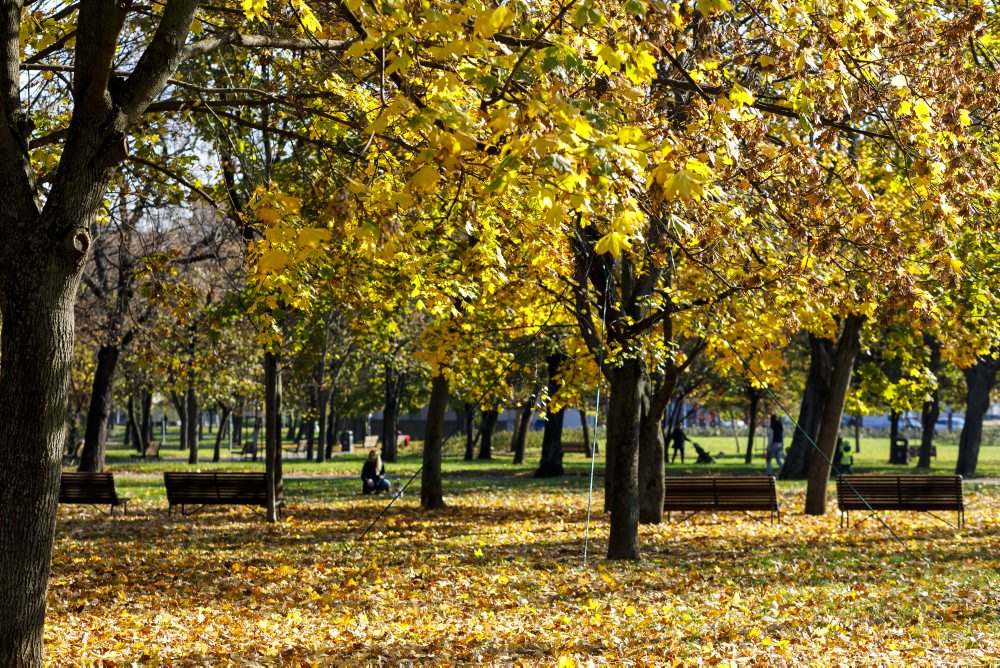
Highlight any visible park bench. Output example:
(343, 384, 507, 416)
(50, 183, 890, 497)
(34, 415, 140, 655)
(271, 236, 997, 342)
(363, 435, 380, 449)
(130, 440, 161, 462)
(59, 472, 130, 516)
(836, 474, 964, 528)
(562, 441, 593, 457)
(163, 472, 277, 516)
(664, 476, 779, 524)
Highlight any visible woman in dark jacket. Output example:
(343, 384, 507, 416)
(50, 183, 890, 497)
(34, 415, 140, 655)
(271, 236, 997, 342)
(361, 449, 391, 494)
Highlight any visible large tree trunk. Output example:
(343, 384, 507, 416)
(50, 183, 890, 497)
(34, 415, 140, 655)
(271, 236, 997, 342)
(638, 385, 663, 524)
(639, 366, 679, 525)
(511, 391, 534, 464)
(535, 353, 567, 478)
(304, 385, 317, 461)
(917, 388, 939, 469)
(805, 315, 864, 515)
(421, 373, 448, 510)
(0, 277, 79, 662)
(316, 388, 329, 464)
(579, 407, 592, 456)
(141, 389, 153, 450)
(264, 352, 281, 522)
(781, 335, 834, 479)
(463, 402, 475, 461)
(606, 358, 645, 560)
(185, 383, 198, 465)
(233, 400, 244, 450)
(956, 357, 1000, 478)
(743, 389, 760, 465)
(213, 403, 231, 463)
(381, 366, 401, 463)
(78, 345, 120, 472)
(477, 407, 498, 460)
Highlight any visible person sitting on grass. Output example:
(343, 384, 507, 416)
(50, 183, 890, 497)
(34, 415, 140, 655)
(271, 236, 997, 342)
(361, 449, 391, 495)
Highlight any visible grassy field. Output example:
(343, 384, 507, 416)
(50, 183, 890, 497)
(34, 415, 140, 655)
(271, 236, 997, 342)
(99, 423, 1000, 482)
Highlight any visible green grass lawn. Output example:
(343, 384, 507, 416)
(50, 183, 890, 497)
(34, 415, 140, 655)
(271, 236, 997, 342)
(99, 422, 1000, 480)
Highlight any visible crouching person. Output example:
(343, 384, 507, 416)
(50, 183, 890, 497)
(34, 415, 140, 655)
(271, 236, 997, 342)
(361, 449, 391, 494)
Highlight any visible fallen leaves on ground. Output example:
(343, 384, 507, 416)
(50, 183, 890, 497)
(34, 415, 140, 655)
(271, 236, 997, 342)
(47, 483, 1000, 665)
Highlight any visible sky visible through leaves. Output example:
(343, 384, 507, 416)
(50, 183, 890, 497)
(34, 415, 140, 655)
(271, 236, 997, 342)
(48, 479, 999, 664)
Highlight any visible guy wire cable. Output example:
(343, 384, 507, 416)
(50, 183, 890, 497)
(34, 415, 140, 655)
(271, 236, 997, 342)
(710, 314, 906, 548)
(583, 265, 611, 567)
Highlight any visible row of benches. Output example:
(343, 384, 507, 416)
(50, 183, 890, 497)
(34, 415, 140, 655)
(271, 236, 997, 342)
(663, 474, 964, 528)
(59, 472, 275, 517)
(61, 472, 965, 528)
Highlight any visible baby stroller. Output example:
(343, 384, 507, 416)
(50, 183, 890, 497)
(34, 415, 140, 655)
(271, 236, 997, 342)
(692, 441, 715, 464)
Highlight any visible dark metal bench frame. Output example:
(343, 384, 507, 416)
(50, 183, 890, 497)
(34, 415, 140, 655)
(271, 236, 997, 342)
(164, 472, 279, 517)
(59, 472, 130, 516)
(837, 474, 964, 529)
(664, 476, 779, 524)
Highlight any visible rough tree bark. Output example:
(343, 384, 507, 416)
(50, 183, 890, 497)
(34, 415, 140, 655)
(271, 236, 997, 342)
(781, 335, 834, 480)
(381, 365, 402, 463)
(535, 354, 567, 478)
(186, 383, 198, 465)
(638, 364, 680, 525)
(463, 402, 475, 461)
(956, 356, 1000, 478)
(264, 352, 281, 522)
(421, 373, 448, 510)
(511, 391, 535, 465)
(213, 403, 231, 463)
(606, 359, 645, 560)
(78, 345, 120, 472)
(477, 407, 498, 460)
(805, 315, 864, 515)
(743, 388, 762, 465)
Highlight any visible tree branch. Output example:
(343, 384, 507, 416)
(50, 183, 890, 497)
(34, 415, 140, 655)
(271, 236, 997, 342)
(180, 30, 352, 60)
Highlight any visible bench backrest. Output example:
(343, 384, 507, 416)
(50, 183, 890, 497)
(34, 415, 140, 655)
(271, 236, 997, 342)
(363, 435, 379, 449)
(837, 475, 963, 511)
(60, 472, 120, 503)
(163, 472, 268, 504)
(664, 476, 778, 511)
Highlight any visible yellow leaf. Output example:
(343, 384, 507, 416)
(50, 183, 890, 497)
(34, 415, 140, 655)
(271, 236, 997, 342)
(257, 206, 282, 225)
(299, 228, 331, 247)
(473, 6, 513, 38)
(408, 165, 440, 194)
(257, 249, 291, 274)
(594, 231, 631, 257)
(728, 83, 755, 107)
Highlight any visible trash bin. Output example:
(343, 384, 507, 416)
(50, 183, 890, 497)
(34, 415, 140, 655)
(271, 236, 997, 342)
(889, 436, 909, 465)
(340, 430, 354, 452)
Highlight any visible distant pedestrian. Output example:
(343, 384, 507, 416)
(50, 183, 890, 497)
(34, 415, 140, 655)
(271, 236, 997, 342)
(670, 424, 688, 464)
(841, 443, 854, 474)
(766, 414, 784, 476)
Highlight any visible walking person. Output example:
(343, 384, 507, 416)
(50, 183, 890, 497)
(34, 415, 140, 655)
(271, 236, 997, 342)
(670, 424, 688, 464)
(766, 414, 784, 476)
